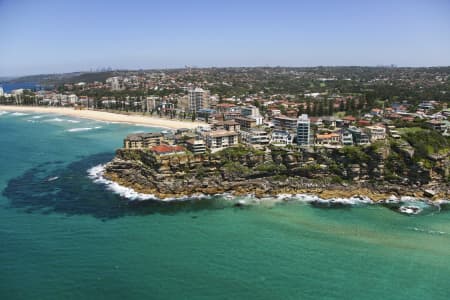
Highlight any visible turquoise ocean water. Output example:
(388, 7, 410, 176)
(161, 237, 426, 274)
(1, 110, 449, 300)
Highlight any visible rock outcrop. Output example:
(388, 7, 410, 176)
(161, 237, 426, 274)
(103, 145, 450, 201)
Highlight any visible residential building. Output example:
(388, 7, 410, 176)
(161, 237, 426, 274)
(234, 116, 257, 129)
(315, 133, 341, 147)
(0, 86, 4, 97)
(271, 130, 293, 146)
(418, 101, 434, 110)
(427, 120, 446, 132)
(188, 87, 209, 113)
(186, 139, 206, 155)
(297, 114, 311, 146)
(273, 115, 298, 132)
(196, 108, 216, 121)
(142, 96, 159, 112)
(212, 120, 240, 132)
(216, 103, 239, 113)
(365, 126, 386, 141)
(68, 94, 78, 104)
(123, 133, 164, 149)
(224, 112, 242, 120)
(151, 144, 186, 156)
(240, 129, 270, 147)
(107, 77, 124, 91)
(241, 105, 263, 125)
(341, 130, 354, 145)
(347, 126, 370, 145)
(321, 116, 337, 128)
(205, 130, 239, 152)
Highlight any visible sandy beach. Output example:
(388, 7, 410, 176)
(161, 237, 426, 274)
(0, 105, 203, 129)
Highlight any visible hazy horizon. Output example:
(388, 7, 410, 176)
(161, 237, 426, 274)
(2, 64, 450, 80)
(1, 0, 450, 77)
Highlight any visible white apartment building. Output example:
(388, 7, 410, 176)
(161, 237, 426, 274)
(240, 129, 270, 147)
(365, 126, 386, 142)
(271, 130, 293, 146)
(205, 130, 239, 152)
(297, 114, 311, 146)
(241, 105, 263, 125)
(188, 88, 209, 113)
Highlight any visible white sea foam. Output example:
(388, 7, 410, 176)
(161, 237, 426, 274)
(31, 115, 46, 119)
(66, 119, 81, 123)
(86, 165, 439, 212)
(0, 111, 9, 116)
(410, 227, 447, 235)
(11, 112, 29, 116)
(87, 164, 216, 202)
(87, 165, 160, 201)
(399, 206, 423, 215)
(66, 127, 93, 132)
(45, 117, 65, 122)
(66, 126, 101, 132)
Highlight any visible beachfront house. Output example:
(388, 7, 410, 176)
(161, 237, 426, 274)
(205, 130, 239, 152)
(123, 133, 164, 149)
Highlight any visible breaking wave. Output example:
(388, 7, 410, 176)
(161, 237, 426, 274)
(10, 112, 29, 116)
(87, 165, 447, 215)
(66, 126, 102, 132)
(44, 117, 66, 122)
(87, 165, 160, 201)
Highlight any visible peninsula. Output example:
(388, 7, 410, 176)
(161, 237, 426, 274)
(103, 122, 450, 203)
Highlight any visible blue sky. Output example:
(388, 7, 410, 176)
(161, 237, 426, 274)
(0, 0, 449, 76)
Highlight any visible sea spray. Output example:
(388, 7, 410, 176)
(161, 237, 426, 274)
(87, 165, 443, 215)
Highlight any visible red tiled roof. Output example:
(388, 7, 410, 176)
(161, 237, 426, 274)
(343, 116, 356, 121)
(151, 144, 185, 154)
(357, 120, 371, 126)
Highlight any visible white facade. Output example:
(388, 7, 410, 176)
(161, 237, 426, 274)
(341, 130, 354, 145)
(0, 87, 3, 97)
(365, 126, 386, 142)
(297, 114, 311, 146)
(188, 88, 207, 113)
(68, 94, 78, 104)
(205, 130, 238, 152)
(271, 130, 293, 146)
(240, 129, 270, 146)
(241, 105, 263, 125)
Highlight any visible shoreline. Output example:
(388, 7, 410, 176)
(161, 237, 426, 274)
(0, 105, 203, 129)
(88, 164, 449, 216)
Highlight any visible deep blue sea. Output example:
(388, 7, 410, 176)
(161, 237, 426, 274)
(0, 82, 44, 93)
(1, 110, 449, 300)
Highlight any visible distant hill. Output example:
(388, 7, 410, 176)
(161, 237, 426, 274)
(5, 71, 118, 86)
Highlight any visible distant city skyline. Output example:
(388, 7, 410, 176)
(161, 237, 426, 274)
(0, 0, 449, 76)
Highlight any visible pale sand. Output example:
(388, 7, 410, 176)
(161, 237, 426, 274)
(0, 106, 203, 129)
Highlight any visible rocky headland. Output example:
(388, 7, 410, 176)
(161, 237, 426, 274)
(102, 142, 450, 202)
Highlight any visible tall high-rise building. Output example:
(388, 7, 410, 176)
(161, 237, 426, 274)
(0, 86, 4, 97)
(297, 114, 311, 146)
(188, 88, 208, 113)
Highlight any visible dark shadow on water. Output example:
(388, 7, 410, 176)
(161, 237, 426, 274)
(2, 153, 235, 220)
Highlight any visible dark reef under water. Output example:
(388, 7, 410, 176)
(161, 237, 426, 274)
(2, 153, 235, 220)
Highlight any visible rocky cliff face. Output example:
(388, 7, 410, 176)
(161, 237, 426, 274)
(103, 144, 450, 200)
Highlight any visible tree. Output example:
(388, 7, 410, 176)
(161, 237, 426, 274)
(317, 100, 324, 116)
(306, 99, 312, 115)
(328, 99, 334, 115)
